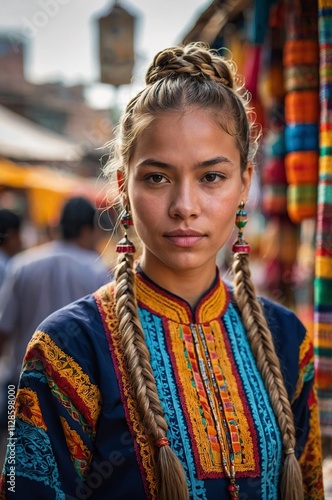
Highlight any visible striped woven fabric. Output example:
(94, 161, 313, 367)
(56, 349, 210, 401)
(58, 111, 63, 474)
(315, 0, 332, 437)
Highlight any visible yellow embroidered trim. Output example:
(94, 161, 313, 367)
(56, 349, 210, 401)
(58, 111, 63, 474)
(16, 388, 47, 431)
(136, 277, 190, 323)
(60, 417, 91, 480)
(96, 284, 158, 500)
(197, 282, 227, 323)
(169, 319, 255, 474)
(136, 274, 228, 324)
(26, 331, 102, 425)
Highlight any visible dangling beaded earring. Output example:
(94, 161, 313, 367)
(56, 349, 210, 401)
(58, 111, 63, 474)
(116, 205, 136, 254)
(232, 201, 251, 254)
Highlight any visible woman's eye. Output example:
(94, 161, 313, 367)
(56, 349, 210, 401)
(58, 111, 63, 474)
(203, 172, 224, 183)
(146, 174, 166, 184)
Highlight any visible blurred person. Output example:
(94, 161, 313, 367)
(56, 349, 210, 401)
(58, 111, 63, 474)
(0, 44, 324, 499)
(0, 196, 111, 390)
(0, 209, 22, 286)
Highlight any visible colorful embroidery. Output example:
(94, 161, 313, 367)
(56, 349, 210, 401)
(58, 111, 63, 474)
(292, 332, 315, 402)
(296, 334, 324, 498)
(140, 309, 207, 499)
(60, 417, 91, 479)
(223, 304, 282, 499)
(94, 273, 321, 500)
(166, 318, 256, 479)
(95, 284, 158, 500)
(16, 388, 47, 430)
(136, 272, 229, 324)
(299, 386, 325, 498)
(24, 331, 102, 436)
(4, 418, 65, 500)
(136, 277, 192, 323)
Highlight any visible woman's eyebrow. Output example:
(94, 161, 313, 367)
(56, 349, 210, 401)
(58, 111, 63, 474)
(136, 156, 233, 169)
(194, 156, 234, 169)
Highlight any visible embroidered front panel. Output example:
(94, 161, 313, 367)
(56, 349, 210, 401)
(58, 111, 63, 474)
(135, 273, 282, 497)
(165, 319, 257, 479)
(140, 309, 207, 499)
(95, 276, 283, 500)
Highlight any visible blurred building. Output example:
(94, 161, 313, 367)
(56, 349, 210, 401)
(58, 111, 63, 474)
(0, 32, 115, 244)
(0, 33, 113, 177)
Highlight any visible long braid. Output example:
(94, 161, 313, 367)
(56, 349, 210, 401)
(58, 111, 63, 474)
(232, 253, 304, 500)
(114, 252, 189, 500)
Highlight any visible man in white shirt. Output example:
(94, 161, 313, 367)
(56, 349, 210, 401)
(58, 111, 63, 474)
(0, 196, 111, 388)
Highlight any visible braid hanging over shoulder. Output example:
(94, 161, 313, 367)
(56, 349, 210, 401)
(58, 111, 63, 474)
(232, 253, 304, 500)
(114, 253, 189, 500)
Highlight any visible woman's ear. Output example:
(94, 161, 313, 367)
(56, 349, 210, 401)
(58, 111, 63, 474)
(241, 162, 253, 203)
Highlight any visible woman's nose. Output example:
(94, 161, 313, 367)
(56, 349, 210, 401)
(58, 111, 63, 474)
(168, 181, 201, 219)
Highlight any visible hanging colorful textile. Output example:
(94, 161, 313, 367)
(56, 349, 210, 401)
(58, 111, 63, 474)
(283, 0, 319, 223)
(315, 0, 332, 438)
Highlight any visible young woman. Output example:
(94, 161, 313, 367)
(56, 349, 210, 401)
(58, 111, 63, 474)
(0, 43, 324, 500)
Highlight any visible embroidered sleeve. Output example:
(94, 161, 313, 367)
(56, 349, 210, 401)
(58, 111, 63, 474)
(292, 332, 324, 499)
(0, 329, 102, 499)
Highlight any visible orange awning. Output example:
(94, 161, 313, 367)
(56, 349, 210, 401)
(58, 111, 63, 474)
(0, 159, 111, 225)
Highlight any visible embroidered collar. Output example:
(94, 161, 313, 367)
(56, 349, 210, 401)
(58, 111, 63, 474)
(135, 266, 230, 325)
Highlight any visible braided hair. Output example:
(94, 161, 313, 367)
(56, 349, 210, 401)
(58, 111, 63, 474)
(104, 43, 303, 500)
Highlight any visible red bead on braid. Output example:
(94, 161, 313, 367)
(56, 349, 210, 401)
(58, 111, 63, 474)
(116, 205, 136, 254)
(156, 437, 170, 449)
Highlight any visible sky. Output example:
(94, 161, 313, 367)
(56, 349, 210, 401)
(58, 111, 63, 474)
(1, 0, 211, 109)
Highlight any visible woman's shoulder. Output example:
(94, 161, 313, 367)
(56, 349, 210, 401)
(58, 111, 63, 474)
(29, 282, 116, 361)
(258, 295, 306, 345)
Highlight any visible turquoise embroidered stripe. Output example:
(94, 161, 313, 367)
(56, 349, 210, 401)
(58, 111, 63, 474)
(139, 308, 207, 500)
(223, 304, 282, 500)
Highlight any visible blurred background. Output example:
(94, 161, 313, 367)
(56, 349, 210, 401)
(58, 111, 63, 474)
(0, 0, 213, 256)
(0, 0, 331, 491)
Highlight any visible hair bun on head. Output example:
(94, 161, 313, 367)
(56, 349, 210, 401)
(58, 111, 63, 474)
(145, 43, 234, 89)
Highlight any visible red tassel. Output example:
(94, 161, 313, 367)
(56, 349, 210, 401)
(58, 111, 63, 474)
(116, 236, 136, 254)
(232, 240, 251, 254)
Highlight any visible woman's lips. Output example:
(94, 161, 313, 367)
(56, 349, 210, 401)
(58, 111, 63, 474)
(164, 230, 205, 247)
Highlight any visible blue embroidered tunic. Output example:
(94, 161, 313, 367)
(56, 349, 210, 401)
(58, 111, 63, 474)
(0, 270, 324, 499)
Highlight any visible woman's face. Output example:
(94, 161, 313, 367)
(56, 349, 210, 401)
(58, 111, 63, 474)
(126, 109, 252, 285)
